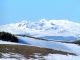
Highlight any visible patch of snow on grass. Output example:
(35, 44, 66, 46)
(1, 52, 26, 59)
(44, 54, 80, 60)
(0, 40, 18, 44)
(0, 58, 26, 60)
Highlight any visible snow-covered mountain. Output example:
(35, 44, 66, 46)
(1, 19, 80, 60)
(0, 19, 80, 41)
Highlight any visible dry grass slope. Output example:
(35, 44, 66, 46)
(0, 44, 76, 59)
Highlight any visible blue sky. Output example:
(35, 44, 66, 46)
(0, 0, 80, 25)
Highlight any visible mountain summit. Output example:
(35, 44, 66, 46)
(0, 19, 80, 41)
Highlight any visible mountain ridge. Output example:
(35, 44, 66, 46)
(0, 19, 80, 41)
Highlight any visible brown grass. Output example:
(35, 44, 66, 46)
(0, 44, 76, 59)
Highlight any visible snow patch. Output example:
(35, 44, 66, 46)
(44, 54, 80, 60)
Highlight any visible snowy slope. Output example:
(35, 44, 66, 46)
(0, 40, 18, 44)
(17, 36, 80, 55)
(0, 19, 80, 41)
(0, 54, 80, 60)
(0, 37, 80, 60)
(17, 36, 80, 60)
(44, 54, 80, 60)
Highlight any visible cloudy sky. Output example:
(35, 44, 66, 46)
(0, 0, 80, 25)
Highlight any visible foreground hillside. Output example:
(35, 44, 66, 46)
(0, 43, 77, 60)
(0, 31, 80, 60)
(0, 35, 80, 60)
(0, 40, 80, 60)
